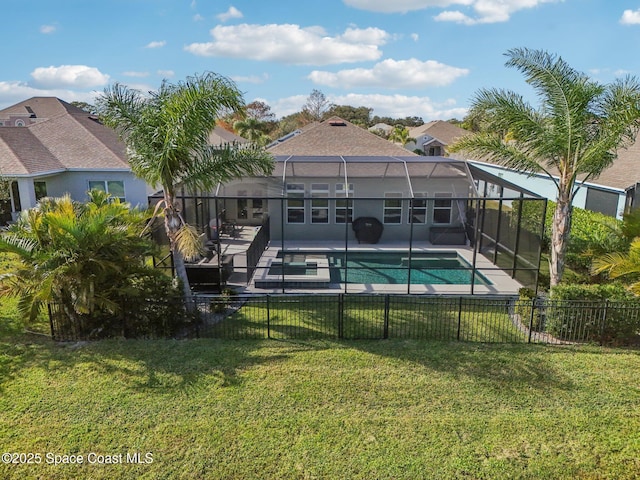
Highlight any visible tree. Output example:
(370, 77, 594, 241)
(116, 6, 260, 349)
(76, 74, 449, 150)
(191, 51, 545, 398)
(245, 100, 275, 122)
(302, 89, 332, 122)
(449, 48, 640, 287)
(233, 117, 271, 146)
(70, 101, 97, 114)
(96, 72, 274, 302)
(324, 105, 372, 126)
(388, 124, 415, 146)
(0, 191, 156, 325)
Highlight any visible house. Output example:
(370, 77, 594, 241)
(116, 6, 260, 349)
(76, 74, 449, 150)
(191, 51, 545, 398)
(404, 120, 470, 156)
(159, 116, 545, 293)
(212, 117, 480, 243)
(0, 97, 154, 225)
(401, 119, 640, 218)
(467, 137, 640, 218)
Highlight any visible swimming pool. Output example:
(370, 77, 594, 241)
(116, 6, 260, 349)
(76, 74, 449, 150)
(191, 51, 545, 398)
(274, 250, 491, 286)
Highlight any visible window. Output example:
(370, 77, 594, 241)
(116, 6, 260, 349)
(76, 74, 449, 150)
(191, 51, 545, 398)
(383, 193, 402, 224)
(286, 183, 305, 224)
(237, 190, 248, 219)
(251, 198, 264, 219)
(15, 120, 25, 127)
(311, 183, 329, 224)
(433, 193, 452, 224)
(408, 192, 427, 224)
(34, 181, 47, 201)
(88, 180, 125, 202)
(335, 183, 353, 224)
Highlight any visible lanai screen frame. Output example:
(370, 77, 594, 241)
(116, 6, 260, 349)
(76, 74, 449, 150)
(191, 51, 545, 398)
(149, 157, 547, 294)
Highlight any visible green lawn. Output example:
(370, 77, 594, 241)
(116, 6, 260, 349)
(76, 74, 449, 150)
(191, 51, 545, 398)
(1, 335, 639, 479)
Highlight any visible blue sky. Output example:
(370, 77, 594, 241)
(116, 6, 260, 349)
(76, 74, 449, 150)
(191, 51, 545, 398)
(2, 0, 640, 121)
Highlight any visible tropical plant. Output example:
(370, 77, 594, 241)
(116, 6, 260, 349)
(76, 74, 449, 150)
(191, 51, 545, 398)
(0, 191, 157, 325)
(388, 124, 415, 146)
(592, 239, 640, 295)
(449, 48, 640, 286)
(96, 72, 274, 302)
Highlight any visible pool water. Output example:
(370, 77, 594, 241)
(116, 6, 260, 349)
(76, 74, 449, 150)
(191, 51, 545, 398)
(276, 251, 491, 286)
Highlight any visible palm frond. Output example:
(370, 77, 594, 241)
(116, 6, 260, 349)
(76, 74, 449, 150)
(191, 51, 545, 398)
(174, 224, 204, 262)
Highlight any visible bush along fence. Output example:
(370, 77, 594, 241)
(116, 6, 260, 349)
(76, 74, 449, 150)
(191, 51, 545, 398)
(48, 294, 640, 345)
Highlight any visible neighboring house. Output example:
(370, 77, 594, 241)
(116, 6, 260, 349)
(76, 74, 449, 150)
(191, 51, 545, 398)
(211, 117, 501, 243)
(405, 121, 470, 156)
(0, 97, 154, 225)
(467, 137, 640, 218)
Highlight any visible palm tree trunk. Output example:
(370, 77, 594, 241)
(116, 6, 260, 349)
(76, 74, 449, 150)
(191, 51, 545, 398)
(550, 189, 572, 287)
(164, 192, 194, 306)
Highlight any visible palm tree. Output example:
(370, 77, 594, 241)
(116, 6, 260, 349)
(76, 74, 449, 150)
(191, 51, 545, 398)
(388, 124, 415, 146)
(449, 48, 640, 287)
(0, 191, 155, 324)
(233, 117, 271, 146)
(96, 72, 274, 302)
(592, 239, 640, 295)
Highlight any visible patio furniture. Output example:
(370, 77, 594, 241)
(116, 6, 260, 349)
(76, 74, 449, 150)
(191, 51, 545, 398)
(352, 217, 384, 244)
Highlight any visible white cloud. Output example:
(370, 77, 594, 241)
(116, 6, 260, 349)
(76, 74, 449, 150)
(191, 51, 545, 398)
(40, 25, 56, 34)
(0, 81, 99, 110)
(123, 71, 149, 78)
(231, 73, 269, 84)
(621, 9, 640, 25)
(268, 92, 467, 121)
(309, 58, 469, 89)
(145, 40, 166, 49)
(157, 70, 175, 77)
(411, 33, 419, 41)
(217, 6, 243, 22)
(30, 65, 110, 89)
(344, 0, 561, 24)
(185, 24, 388, 65)
(343, 0, 468, 14)
(193, 13, 204, 21)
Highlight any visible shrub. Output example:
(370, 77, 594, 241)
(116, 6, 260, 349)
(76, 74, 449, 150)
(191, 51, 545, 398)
(516, 287, 545, 331)
(545, 283, 640, 344)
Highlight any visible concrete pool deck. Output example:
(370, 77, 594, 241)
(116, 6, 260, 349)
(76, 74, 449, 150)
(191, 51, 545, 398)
(243, 241, 524, 296)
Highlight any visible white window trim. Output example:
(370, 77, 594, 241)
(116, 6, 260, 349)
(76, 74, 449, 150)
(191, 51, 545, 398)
(311, 183, 329, 224)
(335, 183, 354, 224)
(433, 192, 453, 225)
(408, 192, 427, 224)
(383, 192, 403, 225)
(88, 180, 126, 202)
(285, 183, 305, 224)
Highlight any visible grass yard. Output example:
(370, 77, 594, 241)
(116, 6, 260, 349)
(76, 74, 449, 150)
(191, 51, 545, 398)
(1, 334, 639, 479)
(203, 295, 526, 342)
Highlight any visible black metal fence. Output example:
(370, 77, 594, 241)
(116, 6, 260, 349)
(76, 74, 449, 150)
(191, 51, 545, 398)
(192, 294, 640, 345)
(48, 294, 640, 345)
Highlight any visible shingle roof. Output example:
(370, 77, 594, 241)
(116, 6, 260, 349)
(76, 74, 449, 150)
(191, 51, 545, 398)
(0, 97, 129, 176)
(409, 120, 470, 146)
(208, 126, 248, 145)
(0, 128, 62, 175)
(268, 117, 418, 157)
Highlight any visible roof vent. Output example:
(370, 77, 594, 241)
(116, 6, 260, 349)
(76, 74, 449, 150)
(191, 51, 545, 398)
(25, 106, 36, 118)
(329, 120, 346, 127)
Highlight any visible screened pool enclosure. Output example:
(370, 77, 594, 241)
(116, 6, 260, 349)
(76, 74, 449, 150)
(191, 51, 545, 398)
(150, 157, 546, 295)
